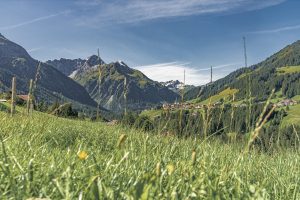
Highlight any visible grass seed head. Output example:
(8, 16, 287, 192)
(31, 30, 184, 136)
(192, 149, 196, 165)
(156, 162, 161, 177)
(117, 134, 127, 148)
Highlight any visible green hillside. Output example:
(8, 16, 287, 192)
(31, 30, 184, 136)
(0, 104, 299, 199)
(191, 88, 239, 104)
(185, 40, 300, 103)
(281, 104, 300, 127)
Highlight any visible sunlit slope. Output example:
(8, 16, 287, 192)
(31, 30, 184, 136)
(277, 65, 300, 75)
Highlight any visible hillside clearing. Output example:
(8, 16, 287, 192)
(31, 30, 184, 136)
(200, 88, 239, 104)
(281, 104, 300, 127)
(277, 65, 300, 75)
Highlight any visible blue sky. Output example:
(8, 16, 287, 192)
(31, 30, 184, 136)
(1, 0, 300, 85)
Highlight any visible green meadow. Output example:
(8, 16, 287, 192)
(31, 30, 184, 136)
(0, 103, 299, 199)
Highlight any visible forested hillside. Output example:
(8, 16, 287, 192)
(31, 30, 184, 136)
(186, 40, 300, 102)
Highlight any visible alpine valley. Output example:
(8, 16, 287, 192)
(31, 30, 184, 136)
(0, 33, 180, 114)
(47, 57, 180, 112)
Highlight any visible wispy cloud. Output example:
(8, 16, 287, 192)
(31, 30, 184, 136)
(27, 47, 42, 53)
(135, 62, 237, 85)
(0, 10, 70, 30)
(75, 0, 285, 26)
(249, 24, 300, 34)
(195, 63, 240, 71)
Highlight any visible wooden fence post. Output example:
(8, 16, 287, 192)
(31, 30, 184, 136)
(26, 79, 33, 115)
(10, 77, 16, 116)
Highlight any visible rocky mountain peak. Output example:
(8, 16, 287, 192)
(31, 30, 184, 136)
(0, 33, 32, 62)
(117, 60, 127, 67)
(86, 55, 99, 66)
(86, 55, 105, 67)
(0, 33, 6, 40)
(161, 80, 183, 89)
(161, 80, 195, 94)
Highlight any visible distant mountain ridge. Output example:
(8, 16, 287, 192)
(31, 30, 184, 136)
(46, 55, 105, 78)
(46, 58, 85, 77)
(48, 56, 180, 112)
(160, 80, 195, 94)
(0, 33, 97, 107)
(74, 60, 180, 112)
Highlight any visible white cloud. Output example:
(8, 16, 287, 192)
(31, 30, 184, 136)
(135, 62, 237, 86)
(195, 63, 240, 71)
(0, 10, 71, 30)
(249, 24, 300, 34)
(75, 0, 285, 26)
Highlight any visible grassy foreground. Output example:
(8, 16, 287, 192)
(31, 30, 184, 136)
(0, 107, 299, 199)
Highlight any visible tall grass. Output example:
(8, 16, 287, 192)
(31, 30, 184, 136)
(0, 106, 299, 199)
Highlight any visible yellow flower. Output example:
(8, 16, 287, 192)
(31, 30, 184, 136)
(166, 164, 175, 175)
(78, 151, 88, 160)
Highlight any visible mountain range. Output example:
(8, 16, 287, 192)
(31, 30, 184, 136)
(0, 33, 179, 113)
(0, 33, 96, 108)
(160, 80, 195, 94)
(2, 32, 300, 114)
(48, 58, 180, 112)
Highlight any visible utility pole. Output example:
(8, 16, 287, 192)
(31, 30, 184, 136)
(10, 77, 16, 117)
(26, 79, 33, 115)
(243, 36, 252, 132)
(243, 36, 248, 68)
(181, 69, 185, 103)
(210, 66, 213, 83)
(184, 69, 186, 86)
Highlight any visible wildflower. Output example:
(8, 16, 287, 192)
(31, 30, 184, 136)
(78, 151, 88, 160)
(117, 134, 127, 148)
(166, 164, 175, 175)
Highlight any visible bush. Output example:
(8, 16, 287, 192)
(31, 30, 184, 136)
(122, 112, 138, 126)
(134, 115, 154, 132)
(0, 103, 9, 112)
(51, 103, 78, 118)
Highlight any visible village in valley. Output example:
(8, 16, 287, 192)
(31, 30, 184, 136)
(161, 98, 298, 111)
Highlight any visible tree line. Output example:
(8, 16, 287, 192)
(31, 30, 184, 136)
(122, 104, 300, 150)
